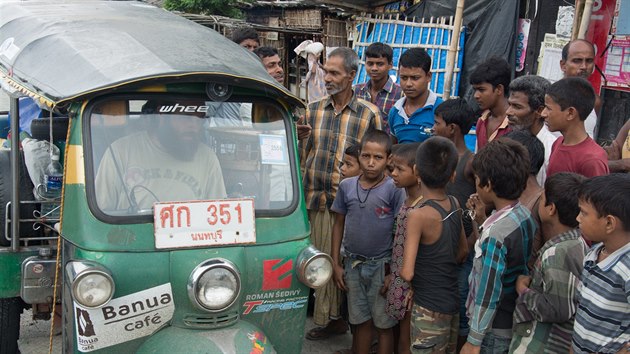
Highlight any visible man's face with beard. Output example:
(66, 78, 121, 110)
(323, 55, 355, 96)
(156, 114, 202, 161)
(506, 91, 538, 132)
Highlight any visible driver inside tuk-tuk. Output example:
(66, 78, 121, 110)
(95, 100, 227, 214)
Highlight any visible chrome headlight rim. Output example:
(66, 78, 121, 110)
(187, 258, 241, 313)
(69, 267, 115, 309)
(297, 245, 333, 289)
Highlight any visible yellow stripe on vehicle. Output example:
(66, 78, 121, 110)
(65, 144, 85, 185)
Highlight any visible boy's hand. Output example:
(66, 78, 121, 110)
(379, 273, 393, 296)
(516, 275, 532, 295)
(333, 264, 347, 291)
(460, 342, 481, 354)
(466, 194, 487, 225)
(614, 342, 629, 354)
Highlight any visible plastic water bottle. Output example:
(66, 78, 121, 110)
(41, 154, 63, 220)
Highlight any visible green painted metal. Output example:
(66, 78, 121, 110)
(61, 184, 310, 251)
(65, 239, 311, 353)
(136, 323, 275, 353)
(0, 249, 39, 297)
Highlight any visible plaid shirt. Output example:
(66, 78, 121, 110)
(510, 229, 588, 353)
(354, 78, 402, 133)
(300, 94, 382, 211)
(466, 203, 536, 346)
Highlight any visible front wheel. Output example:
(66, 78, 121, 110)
(0, 297, 23, 354)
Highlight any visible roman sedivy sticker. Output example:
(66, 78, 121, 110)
(74, 283, 174, 352)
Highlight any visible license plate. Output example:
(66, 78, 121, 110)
(154, 199, 255, 249)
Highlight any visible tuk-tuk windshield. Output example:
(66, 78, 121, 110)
(89, 97, 295, 218)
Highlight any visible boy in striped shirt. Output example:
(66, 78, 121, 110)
(572, 174, 630, 353)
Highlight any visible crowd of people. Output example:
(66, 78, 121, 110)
(231, 28, 629, 354)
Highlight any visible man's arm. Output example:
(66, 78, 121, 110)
(298, 110, 313, 173)
(95, 146, 124, 211)
(467, 237, 508, 346)
(606, 119, 630, 173)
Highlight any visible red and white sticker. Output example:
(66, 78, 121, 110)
(153, 198, 256, 249)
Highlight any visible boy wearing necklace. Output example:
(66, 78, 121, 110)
(400, 136, 468, 353)
(385, 142, 422, 354)
(388, 48, 442, 144)
(331, 129, 404, 354)
(571, 174, 630, 354)
(461, 138, 536, 354)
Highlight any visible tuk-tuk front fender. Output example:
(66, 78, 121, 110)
(136, 321, 275, 354)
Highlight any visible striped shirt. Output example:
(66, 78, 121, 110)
(300, 94, 382, 211)
(466, 203, 536, 346)
(354, 78, 402, 133)
(510, 228, 588, 353)
(572, 242, 630, 354)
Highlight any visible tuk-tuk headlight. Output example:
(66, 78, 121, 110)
(297, 245, 333, 289)
(188, 259, 240, 312)
(66, 262, 115, 309)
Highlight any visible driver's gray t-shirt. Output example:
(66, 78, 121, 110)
(95, 131, 226, 212)
(331, 176, 404, 258)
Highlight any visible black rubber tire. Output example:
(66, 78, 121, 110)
(0, 149, 41, 246)
(30, 117, 69, 142)
(0, 297, 23, 354)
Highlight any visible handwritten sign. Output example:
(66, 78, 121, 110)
(154, 199, 255, 249)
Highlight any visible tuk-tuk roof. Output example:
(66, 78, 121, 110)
(0, 1, 303, 109)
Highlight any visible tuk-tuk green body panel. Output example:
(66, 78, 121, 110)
(67, 238, 310, 353)
(0, 249, 39, 297)
(136, 324, 275, 353)
(61, 184, 311, 251)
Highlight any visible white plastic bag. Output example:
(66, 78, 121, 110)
(22, 138, 60, 198)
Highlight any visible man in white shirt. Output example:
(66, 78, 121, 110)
(560, 39, 598, 139)
(506, 75, 556, 186)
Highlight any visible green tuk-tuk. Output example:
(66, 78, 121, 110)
(0, 1, 332, 353)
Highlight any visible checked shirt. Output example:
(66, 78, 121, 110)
(354, 78, 401, 133)
(510, 228, 588, 353)
(300, 94, 382, 211)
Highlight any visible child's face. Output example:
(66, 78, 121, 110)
(538, 193, 552, 224)
(365, 56, 392, 83)
(474, 174, 493, 206)
(389, 155, 416, 188)
(472, 82, 501, 111)
(359, 142, 388, 180)
(432, 114, 450, 138)
(340, 154, 360, 179)
(541, 95, 569, 133)
(399, 66, 431, 100)
(576, 199, 607, 242)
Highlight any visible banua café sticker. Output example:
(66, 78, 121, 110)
(74, 283, 174, 352)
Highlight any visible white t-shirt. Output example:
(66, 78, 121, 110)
(95, 131, 226, 212)
(536, 125, 559, 186)
(584, 109, 597, 139)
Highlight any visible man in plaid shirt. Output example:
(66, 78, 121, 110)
(299, 47, 383, 340)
